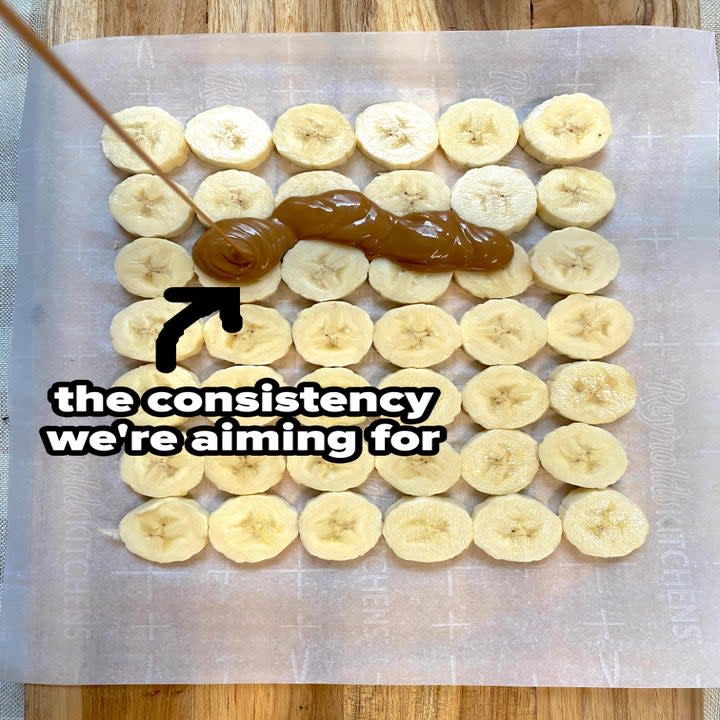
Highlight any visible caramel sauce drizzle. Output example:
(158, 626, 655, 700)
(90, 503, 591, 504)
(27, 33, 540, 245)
(193, 190, 514, 282)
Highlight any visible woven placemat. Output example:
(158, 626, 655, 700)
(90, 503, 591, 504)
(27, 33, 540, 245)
(0, 3, 717, 718)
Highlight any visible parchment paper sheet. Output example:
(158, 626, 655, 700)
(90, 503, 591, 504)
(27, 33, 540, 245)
(1, 27, 718, 686)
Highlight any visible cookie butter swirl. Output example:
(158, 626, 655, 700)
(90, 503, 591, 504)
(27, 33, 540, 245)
(192, 189, 513, 282)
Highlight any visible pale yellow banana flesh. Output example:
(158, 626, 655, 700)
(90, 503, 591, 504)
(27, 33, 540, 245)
(451, 165, 537, 234)
(363, 170, 450, 216)
(299, 491, 382, 561)
(472, 494, 562, 562)
(102, 105, 189, 174)
(110, 297, 204, 363)
(292, 301, 373, 367)
(547, 361, 636, 424)
(382, 496, 473, 563)
(108, 174, 194, 238)
(462, 365, 549, 430)
(355, 101, 438, 169)
(119, 497, 209, 563)
(519, 93, 613, 166)
(209, 495, 298, 563)
(275, 171, 358, 205)
(546, 294, 633, 360)
(203, 304, 292, 365)
(120, 449, 204, 498)
(454, 242, 532, 299)
(438, 98, 519, 168)
(460, 298, 547, 366)
(529, 227, 620, 295)
(273, 103, 356, 169)
(536, 167, 616, 229)
(559, 488, 648, 557)
(375, 442, 461, 496)
(114, 237, 194, 298)
(378, 369, 462, 426)
(539, 423, 628, 488)
(296, 367, 369, 427)
(204, 455, 286, 495)
(373, 304, 462, 369)
(461, 429, 539, 495)
(185, 105, 273, 170)
(369, 258, 452, 305)
(193, 169, 274, 225)
(287, 448, 375, 492)
(281, 240, 369, 302)
(112, 364, 200, 427)
(203, 366, 286, 426)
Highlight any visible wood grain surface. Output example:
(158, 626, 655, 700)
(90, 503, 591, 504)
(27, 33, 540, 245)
(30, 0, 702, 718)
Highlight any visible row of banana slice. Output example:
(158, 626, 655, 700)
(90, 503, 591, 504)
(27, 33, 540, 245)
(112, 360, 636, 430)
(122, 421, 629, 499)
(102, 94, 611, 177)
(115, 225, 620, 309)
(108, 163, 615, 240)
(110, 293, 633, 370)
(118, 485, 647, 565)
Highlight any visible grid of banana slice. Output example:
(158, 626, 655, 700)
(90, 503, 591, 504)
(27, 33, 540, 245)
(106, 94, 647, 567)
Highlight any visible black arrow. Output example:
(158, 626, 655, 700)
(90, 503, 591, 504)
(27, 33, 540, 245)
(156, 287, 242, 373)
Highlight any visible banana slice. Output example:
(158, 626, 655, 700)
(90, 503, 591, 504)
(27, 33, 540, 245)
(355, 102, 438, 169)
(209, 494, 298, 563)
(119, 448, 204, 498)
(559, 487, 648, 557)
(368, 258, 452, 304)
(204, 305, 292, 365)
(184, 105, 273, 170)
(472, 494, 562, 562)
(546, 294, 633, 360)
(536, 167, 616, 229)
(195, 263, 282, 303)
(281, 240, 368, 302)
(460, 299, 547, 366)
(299, 491, 382, 561)
(119, 497, 208, 563)
(113, 364, 201, 427)
(375, 442, 460, 496)
(193, 170, 274, 225)
(275, 171, 359, 205)
(454, 241, 532, 299)
(110, 297, 204, 363)
(462, 365, 549, 429)
(539, 423, 628, 488)
(529, 227, 620, 295)
(461, 429, 539, 495)
(273, 104, 356, 169)
(438, 98, 519, 168)
(519, 93, 613, 166)
(373, 304, 462, 368)
(204, 454, 286, 495)
(114, 237, 194, 298)
(203, 365, 285, 426)
(547, 361, 636, 424)
(287, 444, 375, 491)
(296, 367, 369, 427)
(101, 106, 189, 174)
(108, 174, 195, 238)
(451, 165, 537, 234)
(378, 368, 461, 426)
(292, 301, 373, 367)
(363, 170, 451, 216)
(382, 496, 473, 563)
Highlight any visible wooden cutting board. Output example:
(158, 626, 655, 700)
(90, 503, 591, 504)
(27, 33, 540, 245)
(27, 0, 703, 717)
